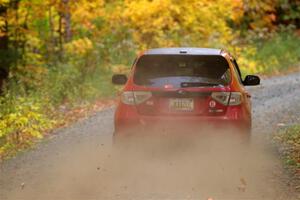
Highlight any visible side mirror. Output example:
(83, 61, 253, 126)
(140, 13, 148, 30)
(243, 75, 260, 86)
(112, 74, 127, 85)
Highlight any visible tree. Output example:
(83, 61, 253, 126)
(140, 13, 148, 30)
(119, 0, 239, 49)
(240, 0, 278, 30)
(62, 0, 71, 42)
(0, 0, 10, 90)
(276, 0, 300, 28)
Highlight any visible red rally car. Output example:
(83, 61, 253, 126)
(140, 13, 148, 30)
(112, 48, 260, 139)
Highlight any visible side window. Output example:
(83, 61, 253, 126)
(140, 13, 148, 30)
(221, 68, 231, 85)
(231, 59, 243, 84)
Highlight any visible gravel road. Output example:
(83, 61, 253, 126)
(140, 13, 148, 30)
(1, 72, 300, 200)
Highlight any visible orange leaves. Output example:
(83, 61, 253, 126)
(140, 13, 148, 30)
(231, 0, 244, 24)
(72, 0, 105, 31)
(242, 0, 278, 30)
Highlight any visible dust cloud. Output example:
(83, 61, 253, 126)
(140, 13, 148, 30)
(5, 125, 297, 200)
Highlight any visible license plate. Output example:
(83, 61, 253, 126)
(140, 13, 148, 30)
(169, 98, 194, 112)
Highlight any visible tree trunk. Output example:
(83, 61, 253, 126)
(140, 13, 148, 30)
(0, 4, 9, 91)
(48, 5, 54, 62)
(62, 0, 71, 42)
(58, 12, 63, 60)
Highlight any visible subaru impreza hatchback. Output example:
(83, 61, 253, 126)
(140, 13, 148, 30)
(112, 48, 260, 139)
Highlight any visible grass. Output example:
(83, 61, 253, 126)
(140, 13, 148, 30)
(274, 125, 300, 189)
(275, 125, 300, 169)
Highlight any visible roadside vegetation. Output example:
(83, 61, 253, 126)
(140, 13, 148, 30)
(0, 0, 300, 159)
(274, 125, 300, 189)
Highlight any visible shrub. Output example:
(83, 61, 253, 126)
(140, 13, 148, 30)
(274, 125, 300, 172)
(240, 31, 300, 75)
(0, 94, 54, 157)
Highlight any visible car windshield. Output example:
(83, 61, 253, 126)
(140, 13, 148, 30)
(133, 55, 231, 88)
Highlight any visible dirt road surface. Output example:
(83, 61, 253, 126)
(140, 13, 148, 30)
(1, 72, 300, 200)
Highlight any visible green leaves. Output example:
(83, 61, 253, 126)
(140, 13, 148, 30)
(0, 95, 54, 150)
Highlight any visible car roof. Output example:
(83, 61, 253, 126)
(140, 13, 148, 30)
(144, 47, 223, 56)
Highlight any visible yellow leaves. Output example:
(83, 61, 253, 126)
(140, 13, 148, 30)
(239, 57, 261, 74)
(0, 120, 7, 137)
(0, 96, 55, 142)
(23, 128, 43, 139)
(230, 45, 263, 75)
(72, 0, 105, 31)
(231, 0, 244, 24)
(26, 36, 42, 49)
(13, 63, 48, 88)
(0, 16, 6, 26)
(15, 116, 29, 128)
(0, 0, 9, 5)
(111, 64, 130, 74)
(122, 0, 179, 48)
(120, 0, 237, 49)
(0, 11, 7, 37)
(64, 37, 93, 56)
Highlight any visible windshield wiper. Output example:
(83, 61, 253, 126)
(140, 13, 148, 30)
(180, 82, 220, 88)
